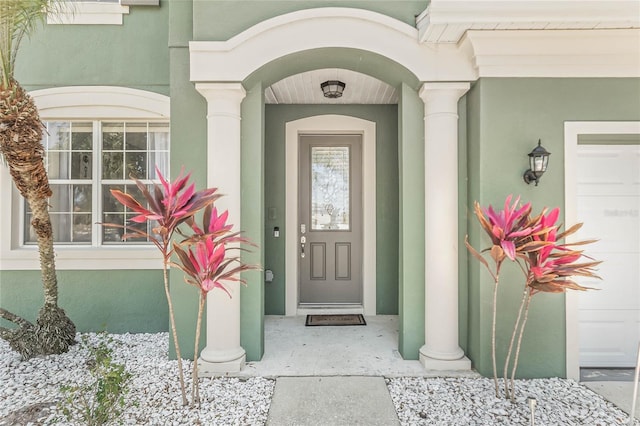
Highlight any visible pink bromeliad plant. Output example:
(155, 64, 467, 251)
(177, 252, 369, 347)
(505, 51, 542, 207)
(465, 195, 544, 396)
(103, 167, 220, 406)
(173, 205, 256, 406)
(466, 195, 600, 401)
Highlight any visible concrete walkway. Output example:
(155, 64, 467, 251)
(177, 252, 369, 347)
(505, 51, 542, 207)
(239, 316, 638, 421)
(583, 381, 639, 419)
(266, 377, 399, 426)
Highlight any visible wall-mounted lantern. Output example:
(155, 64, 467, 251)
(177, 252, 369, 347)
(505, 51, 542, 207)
(523, 139, 551, 186)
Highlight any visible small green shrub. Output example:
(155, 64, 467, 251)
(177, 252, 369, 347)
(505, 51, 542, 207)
(58, 333, 132, 425)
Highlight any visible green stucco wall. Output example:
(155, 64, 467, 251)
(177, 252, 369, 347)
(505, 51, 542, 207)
(16, 2, 169, 95)
(397, 84, 425, 359)
(167, 26, 209, 360)
(241, 83, 266, 361)
(192, 0, 427, 41)
(0, 270, 167, 333)
(465, 77, 640, 378)
(263, 104, 399, 316)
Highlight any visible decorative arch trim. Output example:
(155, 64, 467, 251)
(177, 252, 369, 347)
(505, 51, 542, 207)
(30, 86, 170, 119)
(189, 7, 476, 83)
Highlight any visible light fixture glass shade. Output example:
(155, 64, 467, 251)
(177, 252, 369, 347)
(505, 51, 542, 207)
(321, 80, 346, 98)
(524, 139, 551, 186)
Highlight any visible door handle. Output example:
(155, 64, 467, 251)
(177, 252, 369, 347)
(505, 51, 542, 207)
(301, 243, 305, 258)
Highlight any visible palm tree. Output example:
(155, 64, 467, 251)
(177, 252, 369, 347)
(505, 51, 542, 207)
(0, 0, 75, 359)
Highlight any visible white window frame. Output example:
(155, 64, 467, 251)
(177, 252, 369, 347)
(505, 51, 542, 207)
(0, 86, 170, 270)
(47, 1, 130, 26)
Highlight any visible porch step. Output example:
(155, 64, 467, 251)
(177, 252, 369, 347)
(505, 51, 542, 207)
(266, 376, 399, 426)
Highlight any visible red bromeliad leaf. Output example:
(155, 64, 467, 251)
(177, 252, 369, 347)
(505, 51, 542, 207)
(173, 244, 198, 276)
(465, 236, 490, 270)
(530, 278, 595, 294)
(490, 245, 505, 264)
(562, 239, 599, 247)
(110, 190, 156, 220)
(473, 202, 494, 237)
(516, 240, 553, 253)
(469, 195, 602, 298)
(201, 278, 231, 297)
(500, 240, 515, 261)
(477, 195, 539, 261)
(557, 222, 583, 240)
(107, 167, 222, 254)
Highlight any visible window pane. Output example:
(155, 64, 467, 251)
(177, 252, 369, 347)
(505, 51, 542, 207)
(125, 214, 149, 242)
(45, 121, 71, 179)
(71, 152, 92, 179)
(149, 124, 169, 150)
(49, 184, 71, 212)
(126, 152, 147, 179)
(46, 151, 69, 179)
(125, 123, 147, 150)
(71, 122, 92, 150)
(103, 122, 124, 150)
(51, 213, 71, 242)
(311, 146, 350, 231)
(125, 184, 145, 206)
(73, 214, 92, 243)
(103, 184, 124, 213)
(73, 184, 92, 212)
(24, 213, 35, 243)
(149, 151, 168, 178)
(102, 152, 123, 179)
(102, 213, 125, 242)
(47, 122, 70, 150)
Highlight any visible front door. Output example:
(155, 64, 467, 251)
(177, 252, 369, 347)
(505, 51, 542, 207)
(298, 134, 363, 305)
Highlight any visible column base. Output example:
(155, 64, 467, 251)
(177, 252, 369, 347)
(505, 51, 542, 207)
(197, 353, 246, 376)
(420, 353, 472, 371)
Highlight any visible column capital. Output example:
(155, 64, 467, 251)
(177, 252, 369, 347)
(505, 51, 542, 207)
(195, 82, 246, 104)
(419, 82, 470, 114)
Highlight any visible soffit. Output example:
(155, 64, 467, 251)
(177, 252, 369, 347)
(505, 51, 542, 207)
(418, 0, 640, 43)
(265, 69, 398, 105)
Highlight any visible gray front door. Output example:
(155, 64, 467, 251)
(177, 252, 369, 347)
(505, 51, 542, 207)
(298, 134, 363, 304)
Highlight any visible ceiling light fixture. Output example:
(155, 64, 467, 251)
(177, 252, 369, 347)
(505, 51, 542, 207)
(321, 80, 346, 98)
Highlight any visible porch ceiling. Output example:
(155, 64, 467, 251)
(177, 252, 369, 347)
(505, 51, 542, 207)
(264, 68, 399, 105)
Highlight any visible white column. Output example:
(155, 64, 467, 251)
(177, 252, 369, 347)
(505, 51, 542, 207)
(195, 83, 246, 374)
(419, 82, 471, 370)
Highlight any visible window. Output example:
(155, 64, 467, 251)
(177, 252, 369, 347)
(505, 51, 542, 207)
(1, 86, 169, 269)
(24, 121, 169, 246)
(48, 1, 129, 25)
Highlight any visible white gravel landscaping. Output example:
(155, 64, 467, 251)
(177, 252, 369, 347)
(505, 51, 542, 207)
(387, 376, 639, 426)
(0, 333, 274, 425)
(1, 332, 638, 425)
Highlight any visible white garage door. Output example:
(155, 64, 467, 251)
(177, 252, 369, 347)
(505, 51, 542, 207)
(577, 143, 640, 367)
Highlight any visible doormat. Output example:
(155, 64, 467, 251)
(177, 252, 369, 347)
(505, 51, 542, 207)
(305, 314, 366, 326)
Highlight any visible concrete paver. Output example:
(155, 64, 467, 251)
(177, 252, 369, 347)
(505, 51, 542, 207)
(266, 376, 400, 426)
(583, 381, 640, 419)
